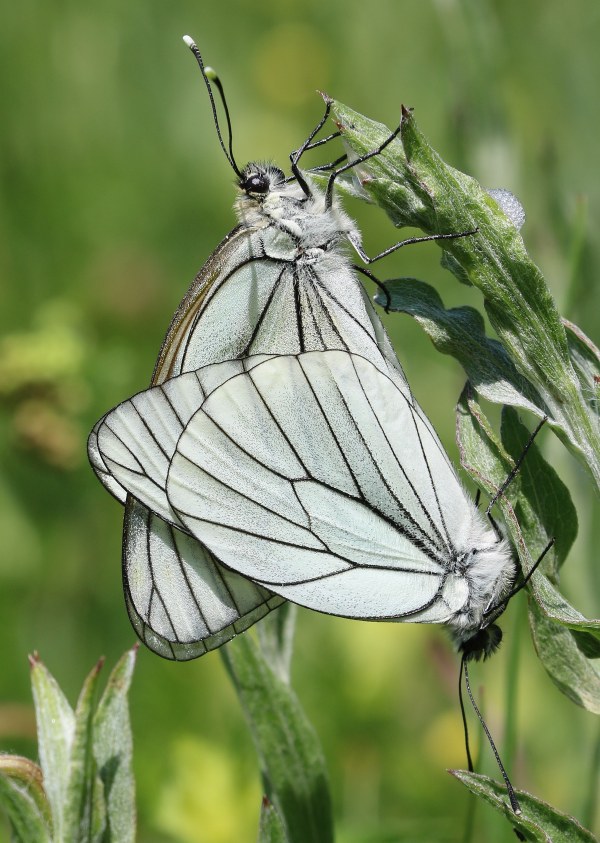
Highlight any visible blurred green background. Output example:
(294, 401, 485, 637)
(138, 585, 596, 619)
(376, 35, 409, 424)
(1, 0, 600, 840)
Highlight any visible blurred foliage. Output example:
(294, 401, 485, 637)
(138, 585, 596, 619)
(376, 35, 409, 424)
(1, 0, 600, 841)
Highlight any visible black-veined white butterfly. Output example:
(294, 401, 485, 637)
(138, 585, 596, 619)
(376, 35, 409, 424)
(92, 349, 516, 655)
(88, 36, 471, 660)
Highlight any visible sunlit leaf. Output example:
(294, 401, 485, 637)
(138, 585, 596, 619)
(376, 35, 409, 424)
(335, 100, 600, 492)
(62, 658, 106, 842)
(222, 632, 333, 843)
(451, 770, 597, 842)
(93, 646, 137, 843)
(529, 601, 600, 714)
(30, 653, 76, 837)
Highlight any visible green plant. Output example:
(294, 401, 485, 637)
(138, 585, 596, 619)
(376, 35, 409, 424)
(2, 102, 598, 843)
(0, 648, 137, 843)
(225, 101, 600, 841)
(206, 102, 600, 842)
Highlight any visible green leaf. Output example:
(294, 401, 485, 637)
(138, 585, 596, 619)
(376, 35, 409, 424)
(564, 319, 600, 412)
(30, 652, 76, 836)
(450, 770, 597, 842)
(456, 389, 600, 714)
(256, 603, 297, 685)
(334, 100, 600, 491)
(62, 658, 106, 842)
(500, 406, 578, 578)
(27, 653, 138, 841)
(456, 384, 600, 634)
(456, 383, 514, 495)
(257, 796, 289, 843)
(498, 408, 600, 712)
(93, 646, 137, 843)
(375, 277, 546, 418)
(529, 601, 600, 714)
(221, 633, 333, 843)
(0, 757, 52, 843)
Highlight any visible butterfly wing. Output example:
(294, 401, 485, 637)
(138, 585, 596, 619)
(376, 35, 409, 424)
(100, 216, 417, 658)
(97, 350, 476, 624)
(90, 338, 283, 659)
(166, 350, 474, 621)
(122, 499, 283, 660)
(158, 226, 406, 379)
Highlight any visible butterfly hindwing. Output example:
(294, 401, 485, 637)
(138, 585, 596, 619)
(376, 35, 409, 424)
(123, 499, 284, 660)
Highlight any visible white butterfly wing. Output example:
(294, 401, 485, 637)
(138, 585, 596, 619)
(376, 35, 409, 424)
(95, 361, 255, 526)
(171, 229, 406, 380)
(91, 341, 284, 659)
(122, 500, 283, 660)
(95, 205, 417, 659)
(88, 416, 129, 505)
(161, 350, 476, 622)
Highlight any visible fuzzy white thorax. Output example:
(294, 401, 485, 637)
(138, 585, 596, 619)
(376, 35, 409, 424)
(234, 164, 359, 256)
(448, 504, 515, 646)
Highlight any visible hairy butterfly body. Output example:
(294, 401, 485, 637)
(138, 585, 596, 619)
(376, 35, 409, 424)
(92, 350, 515, 654)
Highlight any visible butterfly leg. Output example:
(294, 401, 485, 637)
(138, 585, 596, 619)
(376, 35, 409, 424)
(485, 416, 548, 515)
(290, 97, 342, 195)
(348, 228, 479, 268)
(353, 265, 392, 313)
(325, 123, 402, 208)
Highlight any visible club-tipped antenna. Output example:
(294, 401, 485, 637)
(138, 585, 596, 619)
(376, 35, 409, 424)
(182, 35, 242, 178)
(461, 654, 522, 817)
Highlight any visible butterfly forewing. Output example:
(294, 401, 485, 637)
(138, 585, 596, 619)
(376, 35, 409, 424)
(162, 351, 466, 619)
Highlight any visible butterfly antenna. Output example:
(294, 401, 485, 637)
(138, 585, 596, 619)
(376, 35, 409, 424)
(462, 656, 522, 816)
(183, 35, 242, 179)
(458, 656, 475, 772)
(485, 416, 547, 516)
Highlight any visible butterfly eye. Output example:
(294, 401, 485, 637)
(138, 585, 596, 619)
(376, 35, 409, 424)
(241, 172, 270, 194)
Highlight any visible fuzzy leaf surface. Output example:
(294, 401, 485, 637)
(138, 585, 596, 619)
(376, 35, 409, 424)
(222, 632, 333, 843)
(334, 100, 600, 490)
(451, 770, 597, 842)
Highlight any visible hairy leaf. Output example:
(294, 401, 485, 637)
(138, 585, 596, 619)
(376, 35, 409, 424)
(0, 757, 51, 843)
(451, 770, 597, 842)
(30, 653, 76, 838)
(376, 277, 546, 417)
(221, 631, 333, 843)
(335, 100, 600, 491)
(93, 646, 137, 843)
(456, 385, 600, 636)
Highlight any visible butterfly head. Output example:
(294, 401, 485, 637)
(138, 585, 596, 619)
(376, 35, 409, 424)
(238, 163, 286, 200)
(457, 622, 503, 662)
(448, 524, 515, 661)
